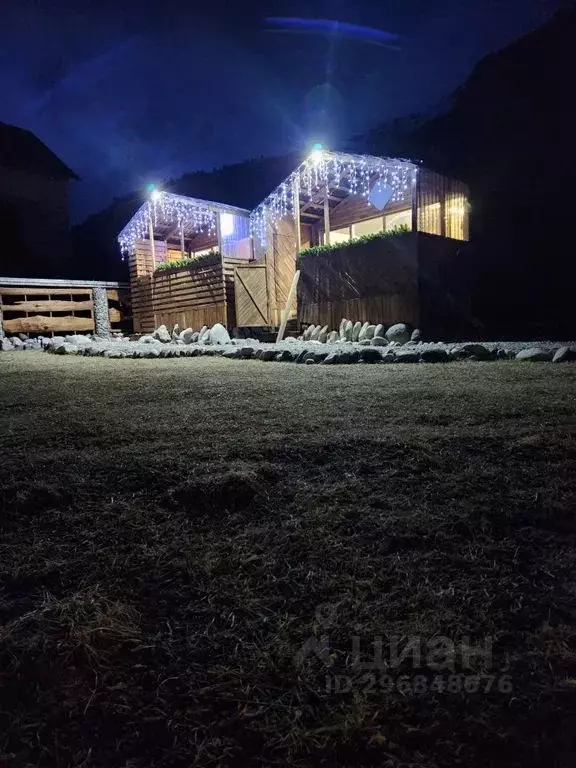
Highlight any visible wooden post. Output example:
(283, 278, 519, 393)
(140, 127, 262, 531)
(148, 212, 156, 263)
(293, 180, 301, 255)
(411, 166, 419, 234)
(276, 269, 300, 343)
(324, 194, 331, 246)
(179, 222, 186, 260)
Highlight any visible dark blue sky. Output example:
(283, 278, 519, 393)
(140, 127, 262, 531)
(1, 0, 564, 220)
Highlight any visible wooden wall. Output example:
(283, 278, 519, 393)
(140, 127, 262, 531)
(0, 280, 130, 335)
(297, 231, 419, 330)
(417, 232, 474, 339)
(151, 256, 227, 330)
(129, 241, 248, 332)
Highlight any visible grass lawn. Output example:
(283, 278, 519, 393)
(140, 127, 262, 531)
(1, 352, 575, 767)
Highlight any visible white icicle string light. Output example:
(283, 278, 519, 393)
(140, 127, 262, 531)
(250, 151, 415, 246)
(118, 192, 218, 253)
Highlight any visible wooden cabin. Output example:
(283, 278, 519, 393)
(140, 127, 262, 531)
(245, 150, 471, 337)
(118, 193, 252, 333)
(119, 151, 471, 338)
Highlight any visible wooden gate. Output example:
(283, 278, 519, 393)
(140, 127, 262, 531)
(234, 265, 269, 326)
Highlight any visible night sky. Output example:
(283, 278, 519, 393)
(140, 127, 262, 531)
(1, 0, 563, 221)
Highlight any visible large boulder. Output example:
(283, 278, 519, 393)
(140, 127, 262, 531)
(153, 324, 171, 343)
(209, 323, 231, 345)
(552, 346, 576, 363)
(339, 318, 347, 341)
(344, 320, 353, 341)
(318, 325, 329, 343)
(395, 350, 420, 363)
(357, 322, 369, 341)
(374, 324, 384, 339)
(420, 348, 449, 363)
(171, 324, 180, 340)
(352, 321, 362, 342)
(198, 325, 209, 342)
(303, 325, 315, 341)
(1, 338, 14, 351)
(54, 342, 78, 355)
(179, 328, 195, 344)
(460, 343, 492, 360)
(385, 323, 411, 345)
(327, 331, 339, 344)
(516, 347, 553, 362)
(359, 348, 382, 364)
(310, 325, 321, 341)
(411, 328, 422, 343)
(371, 336, 388, 347)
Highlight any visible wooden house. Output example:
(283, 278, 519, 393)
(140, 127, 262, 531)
(0, 122, 78, 278)
(118, 193, 252, 333)
(245, 150, 471, 337)
(119, 150, 471, 338)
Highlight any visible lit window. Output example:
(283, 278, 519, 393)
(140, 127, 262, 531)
(353, 217, 383, 237)
(445, 195, 467, 240)
(385, 209, 412, 231)
(220, 213, 234, 237)
(418, 203, 441, 235)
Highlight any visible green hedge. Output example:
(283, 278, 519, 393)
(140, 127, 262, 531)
(154, 250, 221, 273)
(299, 225, 410, 259)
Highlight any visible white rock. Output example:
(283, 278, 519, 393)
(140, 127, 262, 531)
(344, 320, 353, 341)
(385, 323, 411, 345)
(352, 322, 362, 342)
(516, 348, 553, 362)
(552, 346, 576, 363)
(209, 323, 231, 345)
(357, 322, 369, 341)
(374, 324, 384, 339)
(153, 324, 171, 343)
(179, 328, 195, 344)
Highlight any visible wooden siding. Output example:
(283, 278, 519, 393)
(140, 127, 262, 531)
(417, 170, 470, 241)
(297, 232, 419, 329)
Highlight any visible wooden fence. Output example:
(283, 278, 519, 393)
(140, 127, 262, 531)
(297, 232, 420, 329)
(0, 278, 131, 336)
(129, 245, 249, 333)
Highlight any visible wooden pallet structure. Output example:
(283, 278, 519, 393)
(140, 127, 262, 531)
(0, 278, 131, 336)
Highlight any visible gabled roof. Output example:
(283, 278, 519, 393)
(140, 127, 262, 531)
(0, 122, 79, 180)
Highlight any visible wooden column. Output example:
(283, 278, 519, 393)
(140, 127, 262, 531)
(411, 167, 419, 234)
(324, 195, 331, 246)
(179, 222, 186, 259)
(293, 180, 301, 256)
(148, 212, 156, 263)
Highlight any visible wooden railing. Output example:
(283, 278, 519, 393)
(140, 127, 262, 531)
(0, 278, 131, 336)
